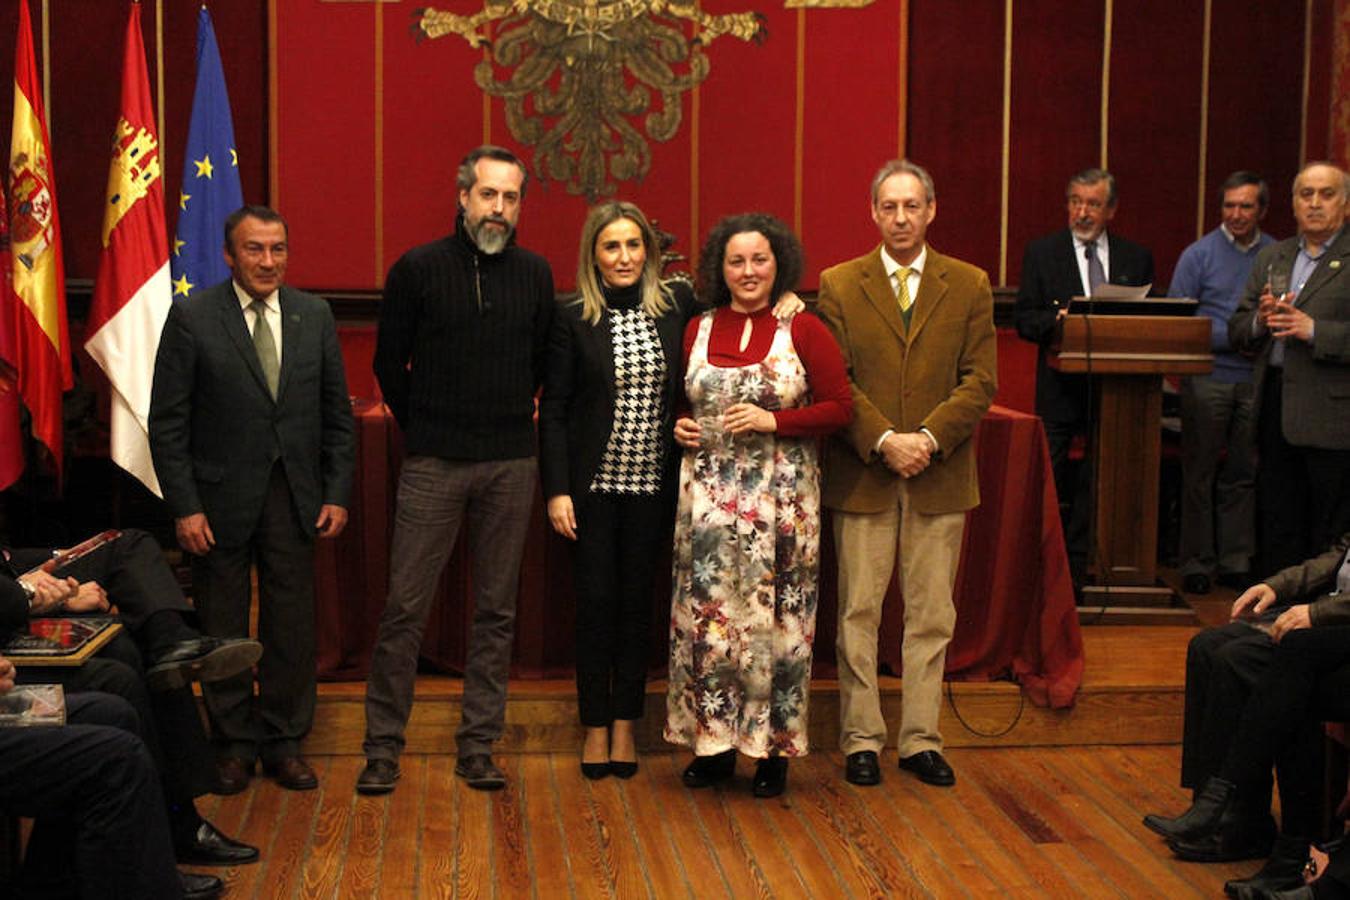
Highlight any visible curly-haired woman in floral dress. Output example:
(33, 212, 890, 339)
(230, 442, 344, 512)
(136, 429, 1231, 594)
(666, 213, 852, 798)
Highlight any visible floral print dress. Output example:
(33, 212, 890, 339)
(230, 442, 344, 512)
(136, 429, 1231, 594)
(665, 310, 821, 758)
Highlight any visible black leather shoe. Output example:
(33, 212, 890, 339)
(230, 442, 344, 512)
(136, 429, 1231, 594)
(455, 754, 506, 790)
(1143, 776, 1238, 841)
(1168, 811, 1277, 862)
(1224, 833, 1310, 897)
(682, 750, 736, 788)
(215, 757, 254, 795)
(176, 819, 259, 866)
(356, 758, 400, 795)
(147, 637, 263, 691)
(845, 750, 881, 786)
(263, 756, 319, 791)
(752, 758, 788, 798)
(1233, 885, 1315, 900)
(1182, 573, 1212, 595)
(898, 750, 955, 786)
(181, 871, 224, 900)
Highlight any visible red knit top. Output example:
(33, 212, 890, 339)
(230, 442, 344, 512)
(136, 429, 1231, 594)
(681, 306, 853, 437)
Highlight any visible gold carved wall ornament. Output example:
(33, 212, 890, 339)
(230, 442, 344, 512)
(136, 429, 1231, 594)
(415, 0, 766, 201)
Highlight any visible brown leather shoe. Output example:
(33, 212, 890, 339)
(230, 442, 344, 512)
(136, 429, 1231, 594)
(215, 757, 254, 795)
(264, 756, 318, 791)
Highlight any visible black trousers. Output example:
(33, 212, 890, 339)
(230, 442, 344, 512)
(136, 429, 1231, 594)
(0, 692, 182, 899)
(16, 635, 216, 803)
(1182, 621, 1281, 801)
(193, 463, 315, 763)
(1044, 419, 1092, 578)
(1256, 375, 1350, 579)
(571, 491, 670, 727)
(1221, 625, 1350, 840)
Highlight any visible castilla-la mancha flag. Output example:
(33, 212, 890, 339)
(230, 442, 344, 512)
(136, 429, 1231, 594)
(86, 2, 172, 496)
(7, 0, 73, 482)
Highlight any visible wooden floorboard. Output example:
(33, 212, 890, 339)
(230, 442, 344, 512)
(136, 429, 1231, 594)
(207, 745, 1253, 899)
(157, 618, 1285, 897)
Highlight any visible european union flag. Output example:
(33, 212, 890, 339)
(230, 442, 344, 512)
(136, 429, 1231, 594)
(170, 6, 243, 300)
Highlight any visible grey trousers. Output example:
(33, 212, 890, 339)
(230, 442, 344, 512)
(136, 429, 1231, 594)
(1179, 375, 1256, 578)
(363, 455, 536, 761)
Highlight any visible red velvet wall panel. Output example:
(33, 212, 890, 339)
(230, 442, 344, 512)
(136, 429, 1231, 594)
(1004, 0, 1105, 288)
(0, 1, 267, 283)
(908, 0, 1005, 277)
(1306, 0, 1335, 162)
(274, 2, 377, 287)
(1106, 0, 1203, 288)
(1205, 1, 1309, 243)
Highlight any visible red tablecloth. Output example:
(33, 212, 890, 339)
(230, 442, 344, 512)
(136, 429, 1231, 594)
(314, 402, 1084, 708)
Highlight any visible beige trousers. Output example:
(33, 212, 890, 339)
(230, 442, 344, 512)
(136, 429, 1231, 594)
(833, 486, 966, 757)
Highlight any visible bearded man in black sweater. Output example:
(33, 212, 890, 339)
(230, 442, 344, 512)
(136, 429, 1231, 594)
(359, 145, 555, 794)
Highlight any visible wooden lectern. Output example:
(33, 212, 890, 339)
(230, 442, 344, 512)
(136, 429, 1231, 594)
(1049, 301, 1211, 619)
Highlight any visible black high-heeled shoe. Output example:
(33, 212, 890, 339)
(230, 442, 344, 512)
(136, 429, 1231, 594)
(682, 750, 736, 788)
(580, 761, 610, 780)
(752, 758, 788, 798)
(609, 760, 638, 779)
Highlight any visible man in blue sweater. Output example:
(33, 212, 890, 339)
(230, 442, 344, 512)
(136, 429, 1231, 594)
(1169, 171, 1274, 595)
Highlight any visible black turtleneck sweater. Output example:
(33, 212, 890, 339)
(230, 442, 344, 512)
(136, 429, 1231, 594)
(374, 217, 555, 460)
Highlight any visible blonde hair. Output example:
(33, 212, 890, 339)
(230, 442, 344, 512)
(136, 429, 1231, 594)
(575, 201, 672, 325)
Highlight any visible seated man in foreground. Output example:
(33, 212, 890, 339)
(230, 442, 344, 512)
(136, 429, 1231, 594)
(2, 529, 263, 868)
(0, 654, 223, 899)
(1143, 531, 1350, 896)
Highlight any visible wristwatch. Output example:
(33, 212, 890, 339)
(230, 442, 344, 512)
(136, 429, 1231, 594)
(18, 580, 35, 611)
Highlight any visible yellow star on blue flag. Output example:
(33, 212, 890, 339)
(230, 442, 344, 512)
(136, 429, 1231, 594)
(171, 7, 243, 301)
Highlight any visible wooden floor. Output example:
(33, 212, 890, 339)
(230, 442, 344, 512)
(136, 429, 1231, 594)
(192, 744, 1255, 899)
(191, 579, 1247, 898)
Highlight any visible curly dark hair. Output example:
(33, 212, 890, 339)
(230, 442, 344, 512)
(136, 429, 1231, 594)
(696, 213, 804, 308)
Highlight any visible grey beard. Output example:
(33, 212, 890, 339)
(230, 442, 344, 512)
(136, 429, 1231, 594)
(470, 218, 512, 255)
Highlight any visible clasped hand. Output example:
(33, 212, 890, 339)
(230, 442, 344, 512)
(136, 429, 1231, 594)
(19, 570, 108, 615)
(880, 431, 932, 478)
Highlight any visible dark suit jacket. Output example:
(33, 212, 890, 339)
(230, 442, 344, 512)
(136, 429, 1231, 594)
(1229, 230, 1350, 450)
(1014, 229, 1155, 425)
(538, 281, 695, 501)
(1261, 530, 1350, 625)
(148, 281, 355, 547)
(816, 245, 997, 516)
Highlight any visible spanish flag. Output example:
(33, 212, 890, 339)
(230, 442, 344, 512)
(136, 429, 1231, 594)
(86, 2, 172, 496)
(7, 0, 72, 482)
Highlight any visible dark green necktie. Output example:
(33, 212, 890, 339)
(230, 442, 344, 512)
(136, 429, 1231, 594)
(250, 300, 279, 398)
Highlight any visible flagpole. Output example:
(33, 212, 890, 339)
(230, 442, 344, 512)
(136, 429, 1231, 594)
(156, 0, 166, 170)
(40, 0, 50, 124)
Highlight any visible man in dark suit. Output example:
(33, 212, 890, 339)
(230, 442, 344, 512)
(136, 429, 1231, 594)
(817, 159, 997, 789)
(3, 530, 261, 868)
(1014, 168, 1155, 577)
(1144, 531, 1350, 894)
(0, 655, 222, 899)
(1230, 161, 1350, 580)
(150, 205, 355, 793)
